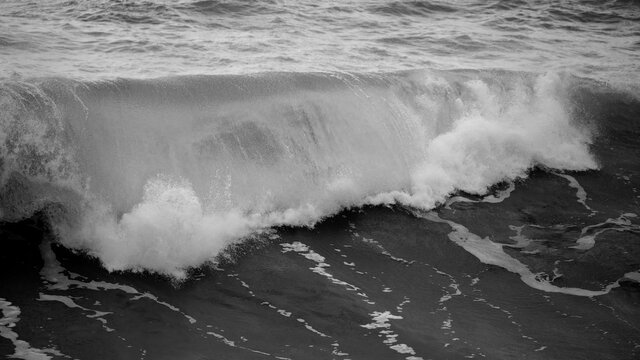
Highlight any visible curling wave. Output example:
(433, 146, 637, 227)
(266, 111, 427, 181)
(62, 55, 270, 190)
(0, 70, 599, 278)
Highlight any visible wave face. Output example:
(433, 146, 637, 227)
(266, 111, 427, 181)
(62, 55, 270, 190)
(0, 70, 598, 278)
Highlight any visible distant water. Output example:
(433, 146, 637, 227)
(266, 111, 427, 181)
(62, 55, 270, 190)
(1, 0, 639, 86)
(1, 1, 640, 359)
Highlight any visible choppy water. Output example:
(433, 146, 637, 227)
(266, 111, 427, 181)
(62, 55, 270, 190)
(1, 1, 640, 359)
(1, 0, 639, 86)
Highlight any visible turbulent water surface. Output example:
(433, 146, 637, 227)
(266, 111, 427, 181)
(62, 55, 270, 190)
(1, 1, 640, 359)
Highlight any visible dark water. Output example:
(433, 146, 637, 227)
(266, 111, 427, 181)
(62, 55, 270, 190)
(1, 0, 640, 359)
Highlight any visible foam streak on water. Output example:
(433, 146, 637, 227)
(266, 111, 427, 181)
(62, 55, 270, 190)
(553, 172, 597, 215)
(419, 211, 623, 297)
(36, 241, 278, 359)
(281, 241, 424, 359)
(0, 298, 65, 360)
(571, 213, 640, 250)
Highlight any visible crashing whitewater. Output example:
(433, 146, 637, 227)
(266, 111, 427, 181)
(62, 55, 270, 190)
(0, 70, 598, 278)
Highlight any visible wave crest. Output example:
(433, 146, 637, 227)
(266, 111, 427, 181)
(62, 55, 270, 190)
(0, 70, 598, 278)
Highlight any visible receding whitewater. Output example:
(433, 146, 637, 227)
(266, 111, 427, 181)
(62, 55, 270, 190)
(1, 1, 640, 359)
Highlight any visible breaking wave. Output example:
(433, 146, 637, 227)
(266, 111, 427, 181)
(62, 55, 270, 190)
(0, 70, 600, 278)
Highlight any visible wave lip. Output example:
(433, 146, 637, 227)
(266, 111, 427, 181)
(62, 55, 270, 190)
(0, 70, 598, 278)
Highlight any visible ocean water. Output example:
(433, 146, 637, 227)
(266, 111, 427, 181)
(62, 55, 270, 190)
(1, 0, 640, 359)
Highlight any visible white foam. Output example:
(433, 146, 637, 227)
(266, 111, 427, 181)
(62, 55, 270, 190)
(623, 271, 640, 283)
(361, 311, 422, 358)
(396, 297, 411, 313)
(444, 182, 516, 209)
(444, 195, 476, 209)
(571, 213, 639, 250)
(56, 180, 269, 280)
(421, 211, 621, 297)
(361, 311, 403, 330)
(281, 242, 363, 294)
(482, 182, 516, 204)
(506, 225, 533, 249)
(554, 172, 596, 215)
(353, 233, 415, 265)
(573, 235, 597, 250)
(259, 300, 348, 357)
(390, 344, 416, 355)
(281, 242, 310, 253)
(368, 73, 597, 212)
(282, 242, 422, 356)
(0, 298, 63, 360)
(390, 344, 419, 357)
(38, 293, 114, 332)
(39, 241, 199, 326)
(38, 242, 288, 357)
(439, 283, 462, 303)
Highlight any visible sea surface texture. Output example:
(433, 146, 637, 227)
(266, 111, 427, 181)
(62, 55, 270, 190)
(1, 1, 639, 359)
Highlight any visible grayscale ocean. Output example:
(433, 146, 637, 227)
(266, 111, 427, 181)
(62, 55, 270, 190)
(1, 1, 640, 359)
